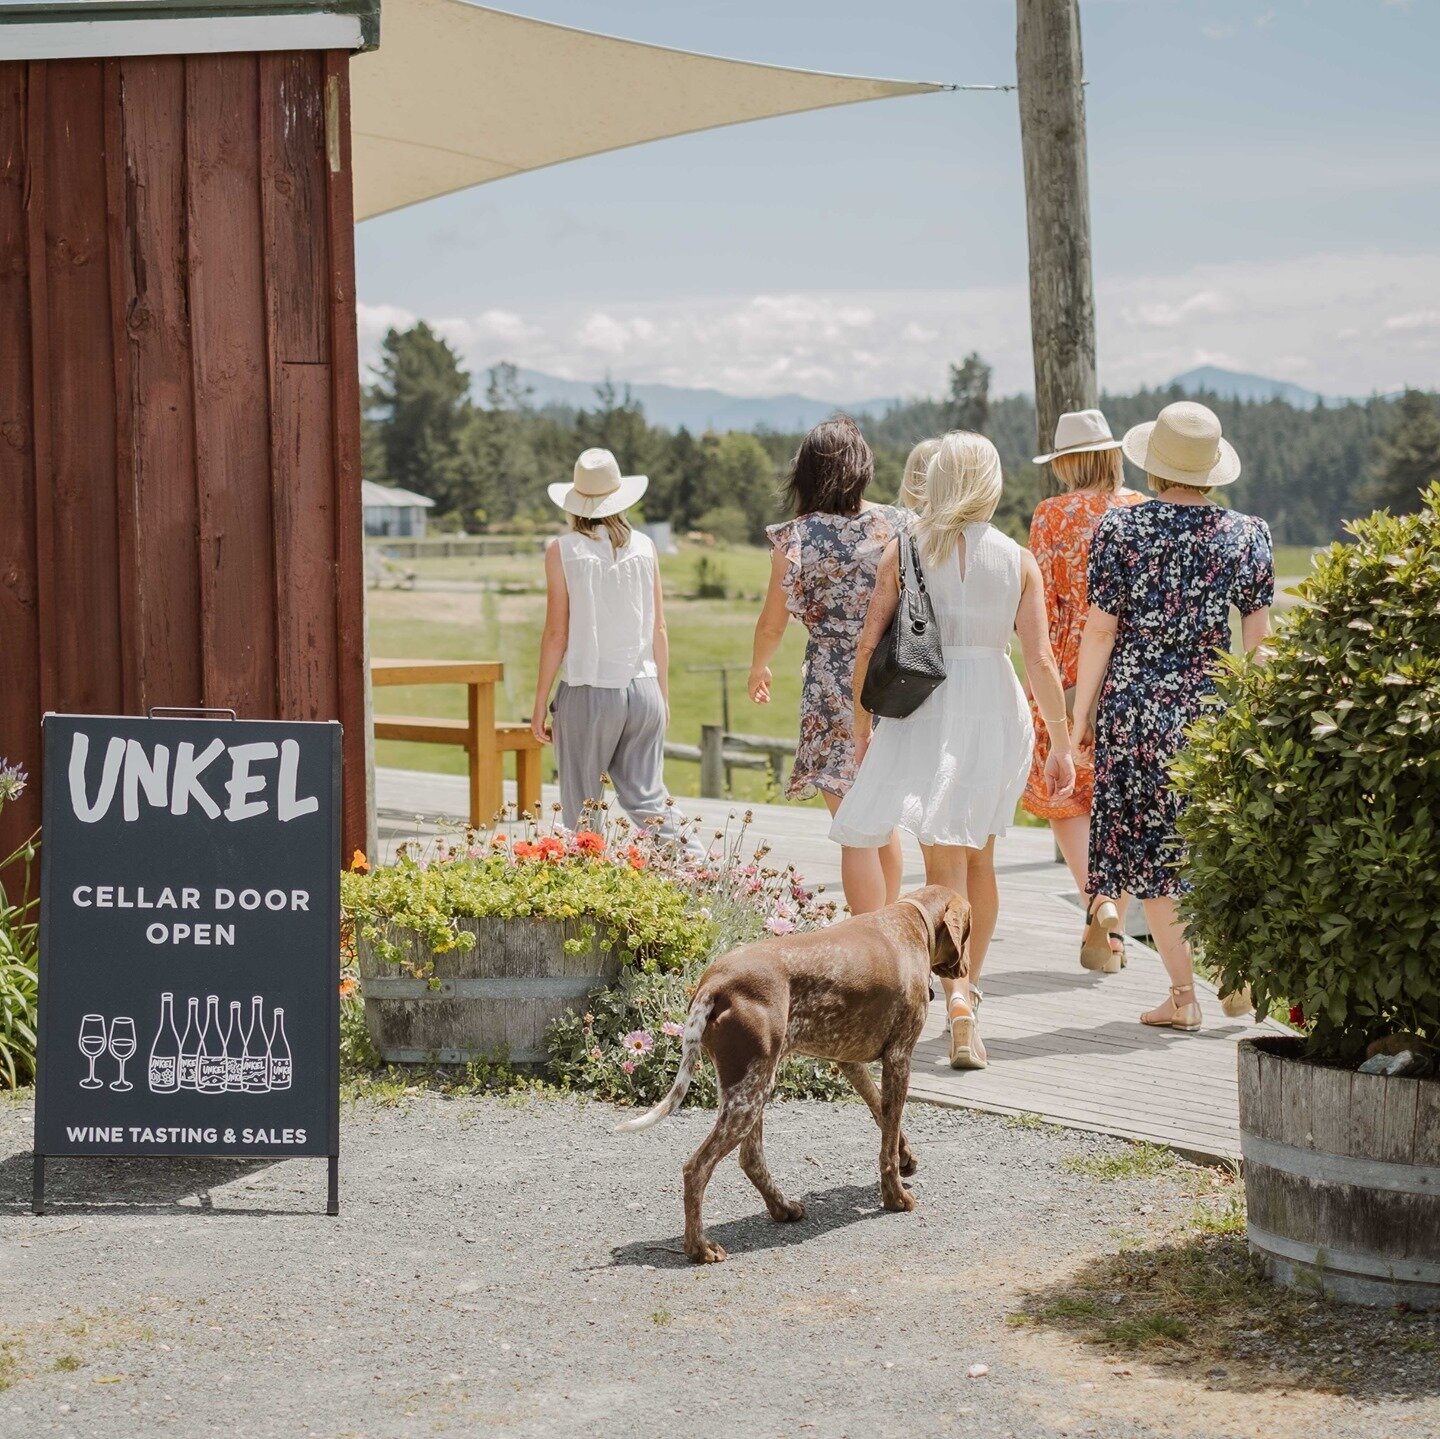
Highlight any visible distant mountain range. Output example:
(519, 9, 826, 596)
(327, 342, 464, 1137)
(496, 364, 1350, 433)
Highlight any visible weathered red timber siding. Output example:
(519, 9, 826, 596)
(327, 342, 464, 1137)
(0, 53, 368, 865)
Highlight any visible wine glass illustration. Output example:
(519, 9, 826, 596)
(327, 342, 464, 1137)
(108, 1017, 137, 1092)
(78, 1014, 107, 1089)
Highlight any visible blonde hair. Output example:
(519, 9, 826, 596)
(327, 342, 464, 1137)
(914, 431, 1003, 568)
(1146, 473, 1214, 498)
(899, 436, 943, 511)
(1052, 447, 1124, 493)
(568, 511, 632, 548)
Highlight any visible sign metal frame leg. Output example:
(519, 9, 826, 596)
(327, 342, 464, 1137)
(32, 1154, 44, 1215)
(328, 1153, 339, 1215)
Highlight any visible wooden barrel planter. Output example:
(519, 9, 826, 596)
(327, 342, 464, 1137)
(356, 918, 625, 1065)
(1238, 1036, 1440, 1309)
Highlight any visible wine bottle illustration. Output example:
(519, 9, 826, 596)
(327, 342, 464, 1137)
(224, 1000, 245, 1091)
(267, 1007, 292, 1091)
(148, 993, 181, 1093)
(241, 995, 270, 1093)
(197, 994, 226, 1094)
(178, 997, 200, 1090)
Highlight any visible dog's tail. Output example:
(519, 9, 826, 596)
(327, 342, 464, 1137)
(613, 993, 714, 1134)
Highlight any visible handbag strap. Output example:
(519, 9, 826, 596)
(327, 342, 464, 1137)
(899, 535, 929, 599)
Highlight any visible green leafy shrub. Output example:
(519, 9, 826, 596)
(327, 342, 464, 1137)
(692, 554, 730, 600)
(0, 761, 38, 1089)
(1174, 485, 1440, 1061)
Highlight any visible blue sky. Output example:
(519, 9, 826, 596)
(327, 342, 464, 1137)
(354, 0, 1440, 400)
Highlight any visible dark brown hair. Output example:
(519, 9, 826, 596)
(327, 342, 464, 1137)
(785, 414, 874, 517)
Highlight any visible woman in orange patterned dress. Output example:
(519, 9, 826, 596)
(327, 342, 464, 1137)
(1023, 411, 1146, 971)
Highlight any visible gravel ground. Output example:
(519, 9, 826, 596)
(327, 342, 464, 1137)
(1, 1091, 1436, 1439)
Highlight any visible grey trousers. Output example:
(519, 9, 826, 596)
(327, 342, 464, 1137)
(552, 678, 692, 848)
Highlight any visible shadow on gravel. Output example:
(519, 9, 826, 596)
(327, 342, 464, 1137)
(609, 1182, 892, 1268)
(0, 1149, 312, 1215)
(1013, 1231, 1440, 1402)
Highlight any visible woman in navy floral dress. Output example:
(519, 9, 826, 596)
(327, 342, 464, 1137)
(749, 415, 906, 914)
(1072, 403, 1274, 1032)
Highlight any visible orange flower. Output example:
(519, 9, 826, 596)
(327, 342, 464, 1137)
(536, 836, 566, 861)
(350, 849, 370, 874)
(513, 840, 539, 860)
(624, 844, 647, 871)
(574, 831, 604, 855)
(490, 833, 509, 847)
(339, 976, 360, 998)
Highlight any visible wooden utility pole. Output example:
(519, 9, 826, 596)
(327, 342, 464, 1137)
(1017, 0, 1098, 492)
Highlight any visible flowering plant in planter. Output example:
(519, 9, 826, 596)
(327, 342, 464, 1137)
(1174, 486, 1440, 1062)
(342, 801, 849, 1102)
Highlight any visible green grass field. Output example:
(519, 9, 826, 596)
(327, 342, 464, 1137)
(369, 539, 1326, 802)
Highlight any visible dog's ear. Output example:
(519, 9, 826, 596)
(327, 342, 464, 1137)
(932, 896, 971, 980)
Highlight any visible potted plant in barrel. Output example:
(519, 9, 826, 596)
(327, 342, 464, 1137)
(1174, 484, 1440, 1308)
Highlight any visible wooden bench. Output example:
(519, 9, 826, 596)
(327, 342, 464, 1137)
(371, 660, 544, 827)
(372, 715, 543, 822)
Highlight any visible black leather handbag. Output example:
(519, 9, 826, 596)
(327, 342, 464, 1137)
(860, 536, 946, 719)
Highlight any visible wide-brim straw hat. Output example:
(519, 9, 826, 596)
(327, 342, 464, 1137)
(548, 447, 649, 518)
(1121, 401, 1241, 488)
(1033, 408, 1123, 465)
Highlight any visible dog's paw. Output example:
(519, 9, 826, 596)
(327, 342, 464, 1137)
(769, 1199, 805, 1224)
(899, 1145, 919, 1177)
(882, 1185, 917, 1213)
(686, 1238, 728, 1264)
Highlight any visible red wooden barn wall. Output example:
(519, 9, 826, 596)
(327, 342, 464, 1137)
(0, 52, 368, 864)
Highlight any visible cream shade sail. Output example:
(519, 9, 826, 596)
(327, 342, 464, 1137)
(350, 0, 944, 221)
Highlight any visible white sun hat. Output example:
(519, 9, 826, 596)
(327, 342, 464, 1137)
(548, 448, 649, 518)
(1032, 408, 1123, 465)
(1121, 401, 1241, 488)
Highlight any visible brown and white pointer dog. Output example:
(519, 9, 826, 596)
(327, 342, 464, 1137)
(617, 884, 970, 1263)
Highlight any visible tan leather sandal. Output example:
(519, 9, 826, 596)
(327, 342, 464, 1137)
(1141, 984, 1202, 1033)
(1080, 897, 1122, 974)
(1220, 984, 1254, 1019)
(948, 986, 987, 1070)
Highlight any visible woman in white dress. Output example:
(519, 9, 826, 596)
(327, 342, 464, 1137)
(831, 432, 1076, 1069)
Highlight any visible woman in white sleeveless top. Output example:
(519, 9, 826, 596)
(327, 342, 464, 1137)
(531, 449, 688, 847)
(832, 432, 1076, 1068)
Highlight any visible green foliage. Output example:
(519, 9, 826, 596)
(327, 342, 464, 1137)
(692, 506, 750, 546)
(1174, 486, 1440, 1061)
(947, 351, 991, 433)
(366, 321, 485, 515)
(1360, 388, 1440, 515)
(691, 555, 730, 599)
(0, 762, 38, 1089)
(342, 847, 712, 978)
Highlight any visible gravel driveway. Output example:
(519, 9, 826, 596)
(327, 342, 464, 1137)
(1, 1092, 1435, 1438)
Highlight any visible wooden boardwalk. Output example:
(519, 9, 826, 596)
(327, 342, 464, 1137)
(375, 767, 1287, 1163)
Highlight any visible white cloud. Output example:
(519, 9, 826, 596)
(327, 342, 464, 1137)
(1383, 310, 1440, 331)
(360, 250, 1440, 401)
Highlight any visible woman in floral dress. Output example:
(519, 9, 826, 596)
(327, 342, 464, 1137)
(1024, 410, 1146, 972)
(748, 415, 906, 914)
(1073, 403, 1274, 1032)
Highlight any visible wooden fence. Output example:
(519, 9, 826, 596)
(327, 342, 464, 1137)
(664, 725, 796, 799)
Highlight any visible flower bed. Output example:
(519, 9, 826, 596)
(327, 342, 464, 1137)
(342, 804, 848, 1102)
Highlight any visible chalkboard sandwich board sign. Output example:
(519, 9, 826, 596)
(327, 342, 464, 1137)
(33, 713, 341, 1215)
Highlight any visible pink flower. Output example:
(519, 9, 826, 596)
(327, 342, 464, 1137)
(589, 1046, 602, 1061)
(661, 1021, 684, 1038)
(622, 1029, 653, 1055)
(621, 1060, 636, 1075)
(766, 915, 795, 935)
